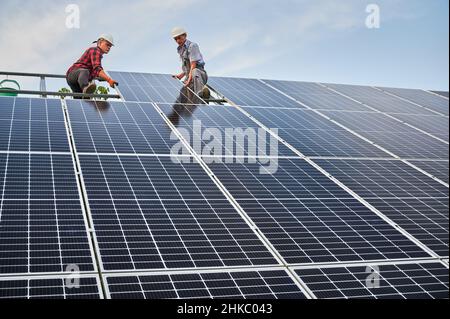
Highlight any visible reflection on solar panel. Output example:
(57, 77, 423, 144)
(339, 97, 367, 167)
(109, 72, 203, 104)
(295, 262, 448, 299)
(379, 87, 449, 116)
(66, 100, 177, 154)
(315, 159, 449, 256)
(206, 158, 430, 264)
(243, 107, 388, 157)
(0, 97, 70, 152)
(105, 269, 306, 299)
(209, 77, 303, 108)
(156, 103, 294, 156)
(0, 72, 448, 299)
(0, 276, 101, 299)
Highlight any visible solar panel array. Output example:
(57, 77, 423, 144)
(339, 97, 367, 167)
(0, 71, 448, 299)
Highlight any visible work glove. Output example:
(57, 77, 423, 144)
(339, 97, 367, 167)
(108, 78, 118, 88)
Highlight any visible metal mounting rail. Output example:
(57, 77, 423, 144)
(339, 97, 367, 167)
(0, 88, 121, 99)
(1, 70, 120, 99)
(0, 71, 66, 78)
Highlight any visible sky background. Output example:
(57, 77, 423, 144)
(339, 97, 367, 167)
(0, 0, 448, 91)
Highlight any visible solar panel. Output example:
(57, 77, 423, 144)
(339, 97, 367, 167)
(105, 269, 306, 299)
(66, 100, 179, 155)
(315, 159, 449, 256)
(388, 113, 449, 140)
(109, 72, 203, 104)
(295, 262, 448, 299)
(0, 97, 70, 152)
(432, 91, 449, 98)
(321, 110, 449, 159)
(322, 83, 440, 115)
(0, 276, 101, 299)
(0, 153, 95, 274)
(262, 80, 374, 112)
(77, 154, 278, 271)
(409, 160, 449, 184)
(206, 158, 431, 264)
(208, 76, 304, 108)
(0, 73, 448, 300)
(242, 107, 390, 158)
(378, 87, 449, 116)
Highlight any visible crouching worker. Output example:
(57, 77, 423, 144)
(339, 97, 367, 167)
(66, 34, 118, 99)
(172, 27, 210, 100)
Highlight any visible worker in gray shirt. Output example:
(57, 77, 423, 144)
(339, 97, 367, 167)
(172, 27, 210, 100)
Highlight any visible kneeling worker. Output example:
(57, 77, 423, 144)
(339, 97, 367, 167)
(172, 27, 210, 100)
(66, 34, 118, 98)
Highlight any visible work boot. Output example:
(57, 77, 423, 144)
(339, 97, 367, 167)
(82, 82, 97, 99)
(201, 86, 211, 100)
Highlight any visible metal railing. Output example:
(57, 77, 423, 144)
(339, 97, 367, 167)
(0, 71, 121, 99)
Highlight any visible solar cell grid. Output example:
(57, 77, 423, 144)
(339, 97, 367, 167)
(314, 159, 448, 198)
(295, 262, 449, 299)
(243, 107, 389, 158)
(105, 269, 306, 299)
(390, 113, 449, 139)
(321, 111, 449, 159)
(109, 72, 202, 104)
(78, 154, 278, 271)
(206, 158, 430, 264)
(379, 87, 449, 116)
(0, 276, 101, 299)
(0, 153, 94, 274)
(314, 159, 449, 257)
(262, 80, 372, 112)
(156, 103, 294, 157)
(409, 161, 449, 184)
(208, 76, 304, 108)
(67, 100, 177, 155)
(324, 83, 440, 116)
(0, 97, 70, 152)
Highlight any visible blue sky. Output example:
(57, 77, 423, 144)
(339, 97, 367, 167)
(0, 0, 448, 90)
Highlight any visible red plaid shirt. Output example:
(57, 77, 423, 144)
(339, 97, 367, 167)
(67, 46, 104, 80)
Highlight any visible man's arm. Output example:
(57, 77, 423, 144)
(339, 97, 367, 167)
(98, 70, 118, 88)
(173, 72, 186, 80)
(184, 61, 197, 86)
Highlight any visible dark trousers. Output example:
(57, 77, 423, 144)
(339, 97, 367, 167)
(66, 68, 90, 99)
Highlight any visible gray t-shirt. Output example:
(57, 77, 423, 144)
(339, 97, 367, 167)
(178, 40, 205, 74)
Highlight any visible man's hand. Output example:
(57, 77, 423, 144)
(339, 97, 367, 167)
(172, 73, 185, 80)
(184, 74, 192, 87)
(107, 78, 118, 88)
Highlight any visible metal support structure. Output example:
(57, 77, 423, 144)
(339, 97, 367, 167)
(0, 88, 121, 99)
(0, 71, 120, 100)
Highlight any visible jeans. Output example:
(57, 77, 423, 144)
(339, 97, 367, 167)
(190, 68, 208, 96)
(66, 68, 90, 99)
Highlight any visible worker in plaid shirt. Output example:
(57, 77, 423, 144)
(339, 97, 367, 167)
(66, 34, 118, 99)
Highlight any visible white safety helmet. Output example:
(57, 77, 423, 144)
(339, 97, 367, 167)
(94, 34, 115, 46)
(171, 27, 187, 38)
